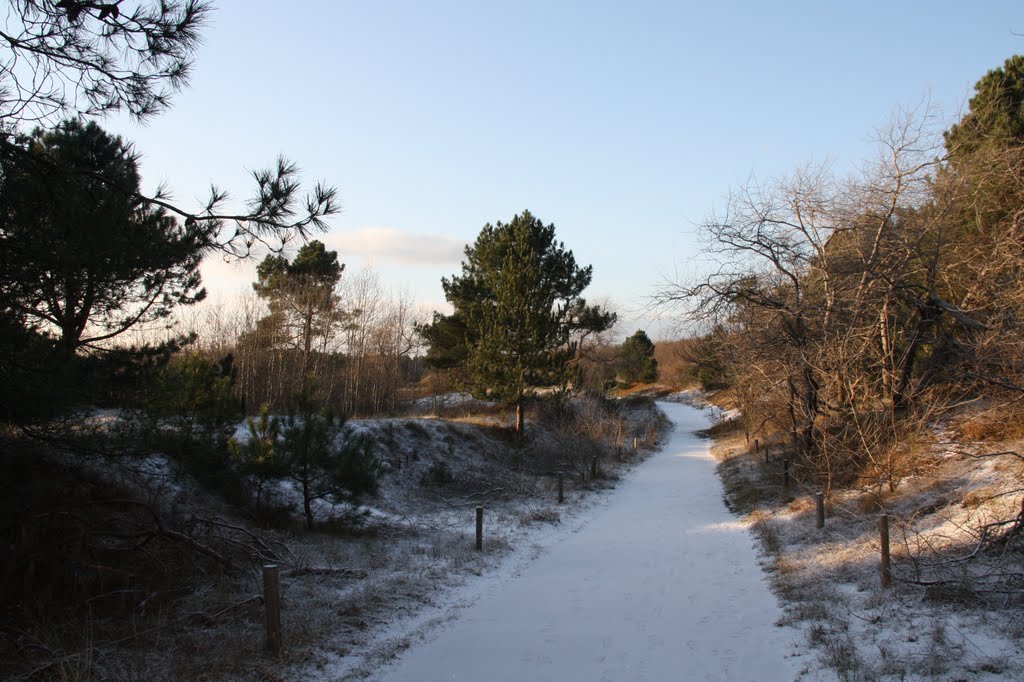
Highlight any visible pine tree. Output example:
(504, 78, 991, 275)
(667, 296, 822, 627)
(618, 330, 658, 385)
(251, 240, 345, 390)
(280, 388, 382, 530)
(229, 404, 286, 512)
(0, 119, 205, 360)
(422, 210, 615, 434)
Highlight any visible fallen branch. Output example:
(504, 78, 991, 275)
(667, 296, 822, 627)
(89, 499, 235, 569)
(967, 450, 1024, 463)
(193, 516, 293, 563)
(464, 487, 506, 501)
(161, 526, 234, 569)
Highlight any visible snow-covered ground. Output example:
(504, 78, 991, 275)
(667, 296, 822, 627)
(354, 402, 811, 682)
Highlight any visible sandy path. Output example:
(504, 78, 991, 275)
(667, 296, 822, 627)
(372, 402, 804, 681)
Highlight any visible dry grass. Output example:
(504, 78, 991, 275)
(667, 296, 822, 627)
(708, 404, 1024, 681)
(956, 400, 1024, 442)
(607, 383, 675, 400)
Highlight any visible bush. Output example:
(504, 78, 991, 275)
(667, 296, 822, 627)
(173, 437, 250, 508)
(421, 461, 455, 486)
(147, 352, 241, 447)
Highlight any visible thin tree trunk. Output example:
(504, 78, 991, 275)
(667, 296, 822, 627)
(301, 409, 314, 530)
(893, 299, 942, 410)
(302, 470, 314, 531)
(302, 308, 314, 382)
(879, 297, 894, 399)
(787, 378, 799, 453)
(800, 361, 820, 457)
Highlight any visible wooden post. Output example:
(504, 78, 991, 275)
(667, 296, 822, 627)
(557, 472, 564, 504)
(756, 438, 768, 464)
(783, 458, 790, 489)
(815, 492, 825, 529)
(633, 436, 638, 449)
(879, 514, 891, 588)
(263, 564, 283, 658)
(475, 506, 483, 551)
(591, 456, 599, 479)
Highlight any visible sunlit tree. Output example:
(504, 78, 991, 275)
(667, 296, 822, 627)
(423, 210, 615, 434)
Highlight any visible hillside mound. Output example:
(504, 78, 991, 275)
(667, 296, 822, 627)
(1, 396, 666, 681)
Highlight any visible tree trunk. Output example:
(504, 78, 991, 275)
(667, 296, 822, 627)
(787, 378, 799, 452)
(893, 299, 942, 410)
(515, 400, 524, 437)
(879, 297, 894, 399)
(799, 362, 820, 457)
(302, 474, 314, 531)
(301, 423, 314, 529)
(301, 308, 314, 382)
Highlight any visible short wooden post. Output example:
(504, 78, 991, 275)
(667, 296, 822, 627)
(263, 564, 283, 658)
(557, 472, 564, 504)
(879, 514, 891, 588)
(633, 436, 638, 449)
(756, 438, 767, 464)
(475, 506, 484, 551)
(815, 492, 825, 529)
(591, 456, 599, 479)
(783, 458, 790, 489)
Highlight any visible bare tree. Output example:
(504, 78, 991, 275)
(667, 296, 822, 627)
(654, 106, 962, 489)
(337, 269, 425, 415)
(656, 161, 841, 459)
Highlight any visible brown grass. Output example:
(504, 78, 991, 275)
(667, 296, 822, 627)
(704, 393, 1024, 681)
(956, 400, 1024, 442)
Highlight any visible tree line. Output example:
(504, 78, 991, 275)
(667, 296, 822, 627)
(0, 5, 666, 439)
(659, 56, 1024, 494)
(0, 1, 648, 542)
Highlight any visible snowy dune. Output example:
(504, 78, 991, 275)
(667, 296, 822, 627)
(369, 402, 812, 682)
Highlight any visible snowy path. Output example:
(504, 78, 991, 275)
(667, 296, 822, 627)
(372, 402, 805, 681)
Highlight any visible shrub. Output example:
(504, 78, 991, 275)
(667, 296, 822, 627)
(147, 352, 241, 447)
(420, 461, 455, 486)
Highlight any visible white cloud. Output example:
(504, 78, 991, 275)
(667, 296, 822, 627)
(199, 256, 258, 297)
(323, 227, 465, 266)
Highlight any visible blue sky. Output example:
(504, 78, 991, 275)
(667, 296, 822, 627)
(109, 1, 1024, 339)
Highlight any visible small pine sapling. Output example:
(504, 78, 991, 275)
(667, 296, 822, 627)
(229, 404, 286, 511)
(281, 390, 385, 530)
